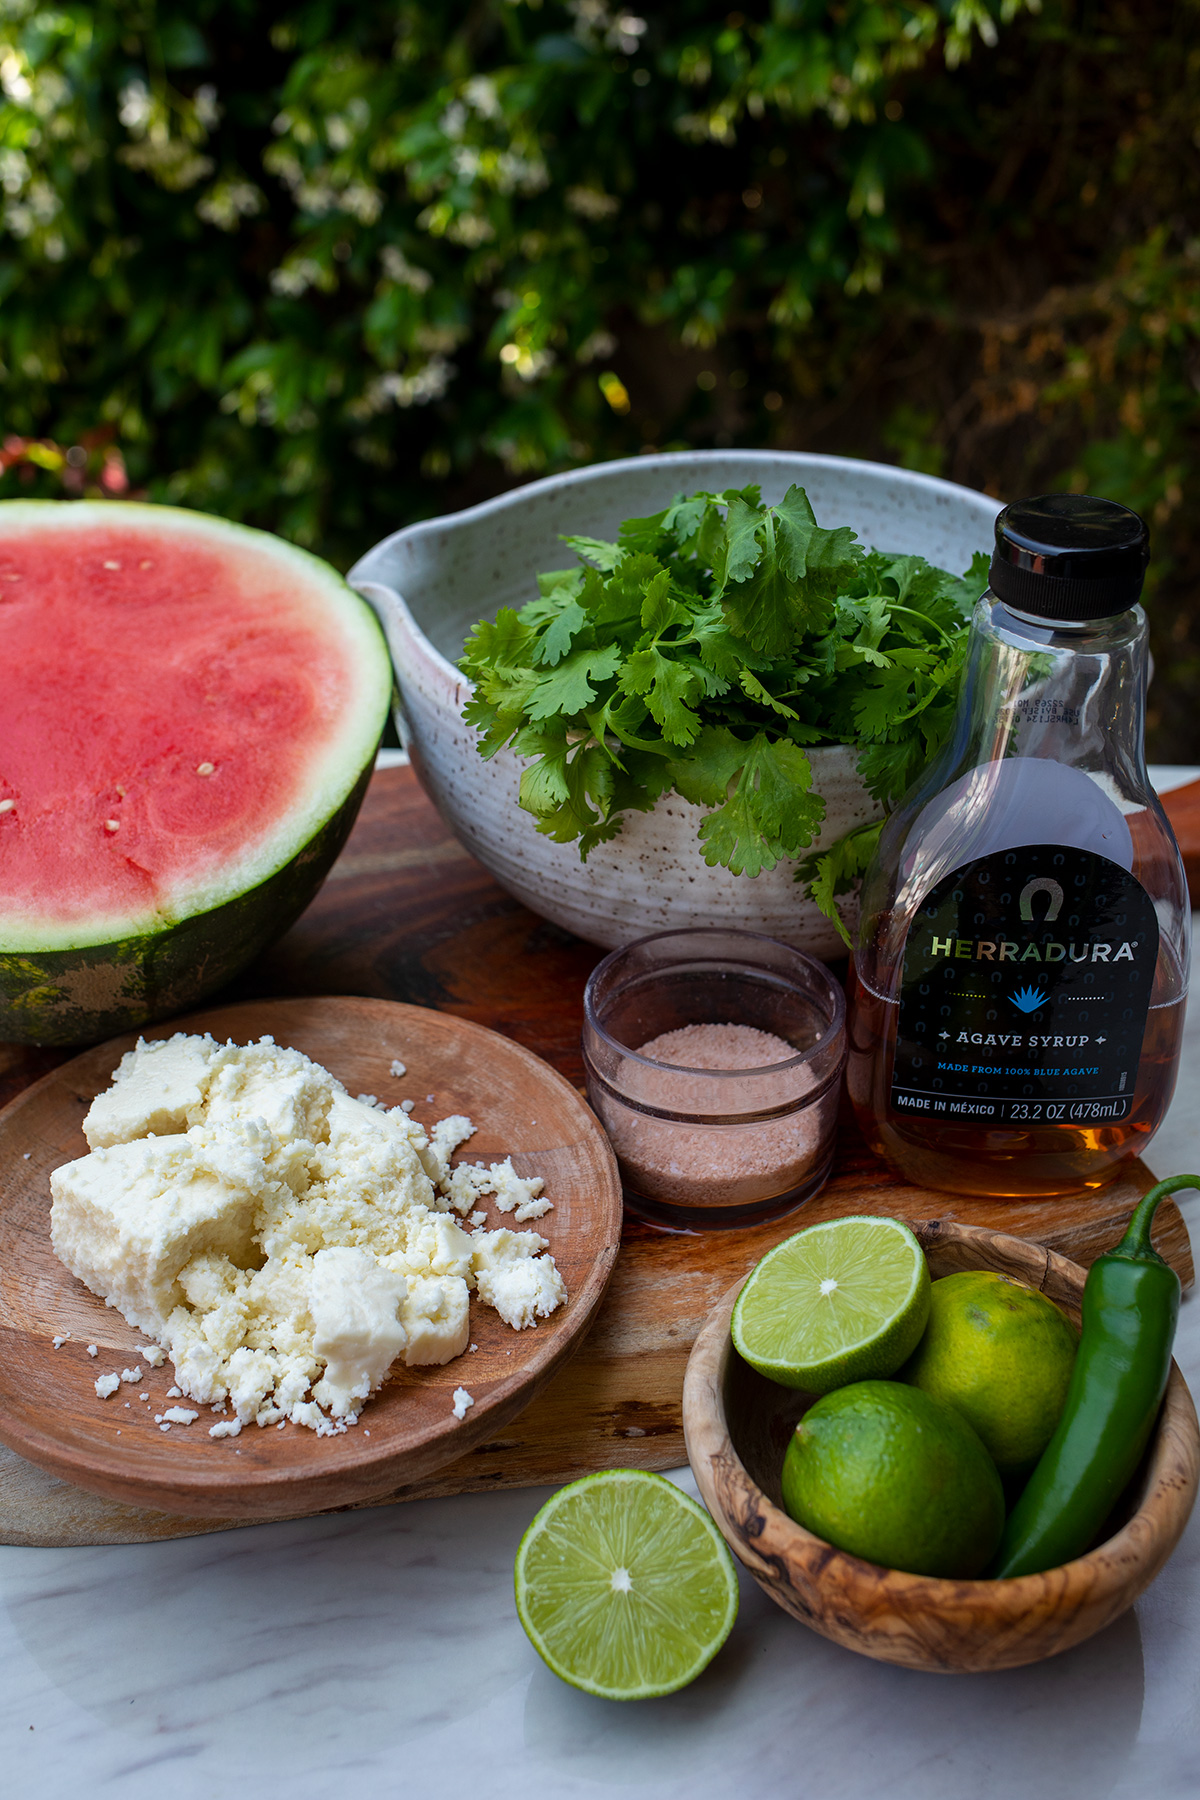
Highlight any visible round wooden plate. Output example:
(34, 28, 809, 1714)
(0, 996, 622, 1519)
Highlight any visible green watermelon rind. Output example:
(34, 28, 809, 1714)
(0, 757, 375, 1047)
(0, 500, 394, 1044)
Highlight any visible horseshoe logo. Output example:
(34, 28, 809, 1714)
(1019, 876, 1064, 922)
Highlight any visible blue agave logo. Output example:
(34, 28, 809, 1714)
(1010, 985, 1049, 1014)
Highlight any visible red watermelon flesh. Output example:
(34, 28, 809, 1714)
(0, 504, 391, 950)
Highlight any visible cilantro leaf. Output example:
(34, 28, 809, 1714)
(796, 819, 885, 946)
(527, 643, 623, 718)
(535, 598, 589, 666)
(720, 487, 860, 656)
(563, 535, 621, 571)
(460, 607, 538, 680)
(620, 646, 703, 745)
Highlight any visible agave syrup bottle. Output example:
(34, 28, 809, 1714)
(848, 494, 1190, 1198)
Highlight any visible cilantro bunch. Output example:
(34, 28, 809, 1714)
(459, 486, 987, 935)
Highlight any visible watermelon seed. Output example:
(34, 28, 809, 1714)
(103, 560, 121, 570)
(0, 800, 13, 813)
(104, 819, 120, 832)
(196, 762, 215, 776)
(139, 560, 152, 569)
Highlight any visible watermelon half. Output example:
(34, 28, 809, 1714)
(0, 501, 392, 1045)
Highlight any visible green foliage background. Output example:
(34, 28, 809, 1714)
(1, 0, 1197, 755)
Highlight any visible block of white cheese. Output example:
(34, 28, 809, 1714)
(398, 1274, 471, 1366)
(83, 1033, 219, 1148)
(310, 1245, 408, 1416)
(50, 1134, 264, 1339)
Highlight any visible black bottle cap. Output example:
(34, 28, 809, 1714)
(989, 494, 1150, 620)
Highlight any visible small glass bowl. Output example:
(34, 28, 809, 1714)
(582, 927, 847, 1231)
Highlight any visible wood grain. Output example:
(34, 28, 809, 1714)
(0, 997, 622, 1520)
(683, 1220, 1200, 1674)
(1162, 777, 1200, 904)
(0, 764, 1194, 1545)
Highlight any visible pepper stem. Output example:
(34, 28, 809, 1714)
(1115, 1175, 1200, 1261)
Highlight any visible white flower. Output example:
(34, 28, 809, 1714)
(380, 246, 433, 293)
(464, 76, 501, 120)
(192, 84, 220, 130)
(566, 185, 619, 221)
(197, 180, 265, 231)
(118, 78, 153, 134)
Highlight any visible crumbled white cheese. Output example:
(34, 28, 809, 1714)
(209, 1417, 242, 1439)
(471, 1230, 567, 1329)
(94, 1372, 120, 1398)
(451, 1387, 474, 1420)
(86, 1344, 98, 1357)
(443, 1156, 551, 1222)
(120, 1367, 142, 1384)
(136, 1344, 166, 1368)
(53, 1034, 567, 1436)
(51, 1334, 70, 1349)
(400, 1099, 415, 1114)
(162, 1406, 199, 1425)
(418, 1114, 475, 1189)
(389, 1060, 406, 1078)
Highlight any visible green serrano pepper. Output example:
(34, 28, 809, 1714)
(990, 1174, 1198, 1581)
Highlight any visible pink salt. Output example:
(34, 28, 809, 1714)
(593, 1019, 831, 1210)
(636, 1022, 797, 1071)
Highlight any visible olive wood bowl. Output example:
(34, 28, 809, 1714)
(682, 1218, 1200, 1674)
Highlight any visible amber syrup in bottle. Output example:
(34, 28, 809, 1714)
(848, 495, 1190, 1198)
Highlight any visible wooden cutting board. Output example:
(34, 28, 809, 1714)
(0, 765, 1194, 1546)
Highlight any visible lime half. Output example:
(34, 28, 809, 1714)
(514, 1469, 739, 1700)
(731, 1214, 931, 1392)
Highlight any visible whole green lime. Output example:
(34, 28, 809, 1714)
(901, 1271, 1078, 1478)
(781, 1380, 1005, 1578)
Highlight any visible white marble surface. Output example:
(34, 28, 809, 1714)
(4, 826, 1200, 1799)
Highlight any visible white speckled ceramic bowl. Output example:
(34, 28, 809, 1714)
(349, 452, 1000, 956)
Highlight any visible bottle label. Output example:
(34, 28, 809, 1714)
(889, 847, 1159, 1127)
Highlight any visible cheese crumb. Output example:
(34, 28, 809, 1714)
(209, 1418, 242, 1439)
(451, 1387, 474, 1420)
(163, 1406, 199, 1425)
(52, 1334, 70, 1349)
(95, 1373, 120, 1398)
(120, 1367, 142, 1384)
(389, 1060, 406, 1078)
(136, 1344, 167, 1368)
(87, 1344, 98, 1357)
